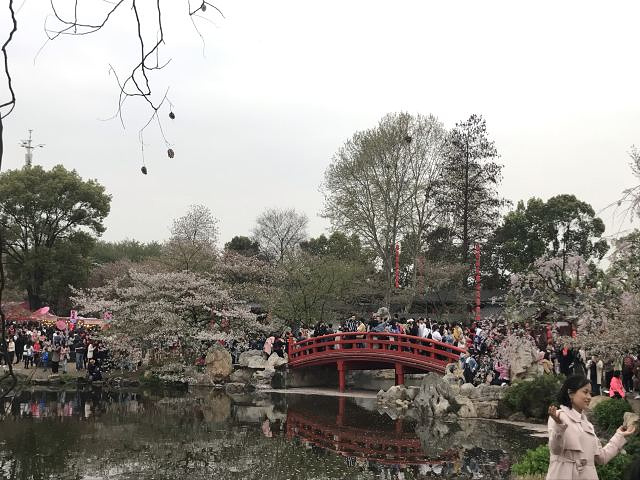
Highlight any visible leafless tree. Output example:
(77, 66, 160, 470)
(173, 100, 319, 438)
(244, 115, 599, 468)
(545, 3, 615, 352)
(253, 208, 308, 263)
(322, 112, 448, 306)
(0, 0, 222, 400)
(164, 204, 219, 271)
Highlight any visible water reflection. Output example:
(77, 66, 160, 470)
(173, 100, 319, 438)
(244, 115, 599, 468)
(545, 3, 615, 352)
(0, 389, 541, 479)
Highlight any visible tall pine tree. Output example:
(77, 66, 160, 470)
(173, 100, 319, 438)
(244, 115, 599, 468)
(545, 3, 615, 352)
(440, 114, 508, 265)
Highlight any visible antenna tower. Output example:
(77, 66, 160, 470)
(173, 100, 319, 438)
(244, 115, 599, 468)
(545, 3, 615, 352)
(20, 130, 45, 167)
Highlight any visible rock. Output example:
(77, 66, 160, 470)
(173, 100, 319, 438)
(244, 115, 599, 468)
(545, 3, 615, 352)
(474, 401, 499, 419)
(377, 385, 407, 404)
(204, 344, 233, 381)
(225, 382, 247, 395)
(507, 340, 540, 380)
(459, 383, 475, 397)
(414, 373, 456, 417)
(508, 411, 528, 422)
(406, 386, 420, 401)
(266, 353, 288, 369)
(238, 350, 268, 369)
(229, 368, 254, 384)
(251, 367, 275, 389)
(457, 401, 477, 418)
(624, 411, 639, 429)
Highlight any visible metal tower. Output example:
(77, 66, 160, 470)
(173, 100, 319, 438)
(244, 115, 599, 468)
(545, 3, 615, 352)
(20, 130, 45, 167)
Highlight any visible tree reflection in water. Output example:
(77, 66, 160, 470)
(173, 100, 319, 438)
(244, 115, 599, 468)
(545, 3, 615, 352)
(0, 389, 542, 479)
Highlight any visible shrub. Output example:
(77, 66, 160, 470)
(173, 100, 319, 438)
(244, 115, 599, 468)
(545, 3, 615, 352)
(597, 453, 632, 480)
(512, 443, 634, 480)
(501, 375, 563, 419)
(512, 444, 549, 475)
(592, 398, 632, 432)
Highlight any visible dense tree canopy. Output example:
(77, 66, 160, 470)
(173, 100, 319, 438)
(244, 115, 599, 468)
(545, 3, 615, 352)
(487, 195, 608, 287)
(0, 165, 111, 310)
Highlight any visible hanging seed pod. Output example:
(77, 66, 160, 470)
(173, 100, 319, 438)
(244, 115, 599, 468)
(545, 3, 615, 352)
(169, 111, 175, 120)
(167, 148, 175, 159)
(141, 166, 148, 175)
(201, 2, 207, 12)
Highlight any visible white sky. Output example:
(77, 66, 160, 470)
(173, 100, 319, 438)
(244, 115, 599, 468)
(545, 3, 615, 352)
(1, 0, 639, 249)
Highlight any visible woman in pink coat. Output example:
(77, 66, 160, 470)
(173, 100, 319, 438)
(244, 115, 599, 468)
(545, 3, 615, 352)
(547, 375, 636, 479)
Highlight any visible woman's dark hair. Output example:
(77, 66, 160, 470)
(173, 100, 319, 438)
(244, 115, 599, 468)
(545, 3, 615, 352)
(557, 375, 590, 408)
(613, 370, 621, 378)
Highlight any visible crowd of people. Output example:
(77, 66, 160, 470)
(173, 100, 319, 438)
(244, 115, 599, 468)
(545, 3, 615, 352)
(1, 322, 106, 381)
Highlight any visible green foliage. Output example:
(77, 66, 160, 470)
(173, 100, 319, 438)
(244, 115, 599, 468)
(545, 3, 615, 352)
(512, 443, 634, 480)
(597, 453, 633, 480)
(592, 398, 632, 432)
(270, 251, 366, 326)
(299, 232, 368, 262)
(490, 194, 608, 286)
(512, 444, 549, 475)
(92, 239, 162, 264)
(0, 165, 111, 310)
(501, 375, 563, 419)
(224, 236, 260, 257)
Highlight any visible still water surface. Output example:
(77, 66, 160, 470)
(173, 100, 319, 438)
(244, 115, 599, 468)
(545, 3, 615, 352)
(0, 388, 542, 480)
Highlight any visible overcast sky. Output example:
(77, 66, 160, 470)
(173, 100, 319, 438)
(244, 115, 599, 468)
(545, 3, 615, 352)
(1, 1, 639, 252)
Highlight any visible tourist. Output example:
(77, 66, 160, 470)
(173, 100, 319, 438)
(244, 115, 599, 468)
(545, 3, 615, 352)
(273, 336, 285, 358)
(87, 342, 95, 364)
(431, 327, 442, 342)
(546, 375, 634, 480)
(23, 342, 33, 369)
(60, 343, 70, 374)
(87, 359, 103, 381)
(587, 355, 603, 396)
(7, 337, 15, 366)
(263, 334, 275, 358)
(622, 352, 635, 393)
(50, 345, 61, 374)
(609, 371, 626, 399)
(74, 335, 86, 370)
(32, 340, 41, 367)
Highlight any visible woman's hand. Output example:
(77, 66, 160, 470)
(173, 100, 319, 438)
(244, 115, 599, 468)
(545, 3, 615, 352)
(617, 425, 636, 437)
(548, 405, 563, 424)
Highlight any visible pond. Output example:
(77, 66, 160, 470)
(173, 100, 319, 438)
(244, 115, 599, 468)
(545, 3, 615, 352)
(0, 388, 543, 479)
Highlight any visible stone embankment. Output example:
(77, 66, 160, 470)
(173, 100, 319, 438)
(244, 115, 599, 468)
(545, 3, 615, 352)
(224, 350, 287, 394)
(377, 370, 508, 419)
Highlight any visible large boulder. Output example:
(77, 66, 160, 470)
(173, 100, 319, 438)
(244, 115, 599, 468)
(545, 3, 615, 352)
(251, 367, 276, 389)
(238, 350, 269, 369)
(266, 353, 288, 368)
(229, 368, 254, 384)
(204, 344, 233, 381)
(414, 373, 457, 417)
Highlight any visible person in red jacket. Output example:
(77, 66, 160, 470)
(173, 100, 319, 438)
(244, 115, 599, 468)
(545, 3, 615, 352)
(609, 370, 626, 399)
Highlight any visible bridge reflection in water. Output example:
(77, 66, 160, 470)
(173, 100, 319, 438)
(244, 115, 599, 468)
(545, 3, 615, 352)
(286, 397, 458, 468)
(282, 396, 522, 479)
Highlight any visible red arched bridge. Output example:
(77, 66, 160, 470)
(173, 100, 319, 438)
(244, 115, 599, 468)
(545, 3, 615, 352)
(287, 332, 466, 391)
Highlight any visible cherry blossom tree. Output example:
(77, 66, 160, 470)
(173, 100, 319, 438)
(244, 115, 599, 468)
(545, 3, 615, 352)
(71, 270, 263, 366)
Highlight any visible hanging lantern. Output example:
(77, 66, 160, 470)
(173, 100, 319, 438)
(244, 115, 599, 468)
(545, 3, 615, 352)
(169, 111, 175, 120)
(141, 166, 148, 175)
(167, 148, 175, 159)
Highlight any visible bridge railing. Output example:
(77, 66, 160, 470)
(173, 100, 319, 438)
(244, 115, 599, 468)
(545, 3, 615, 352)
(288, 332, 465, 367)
